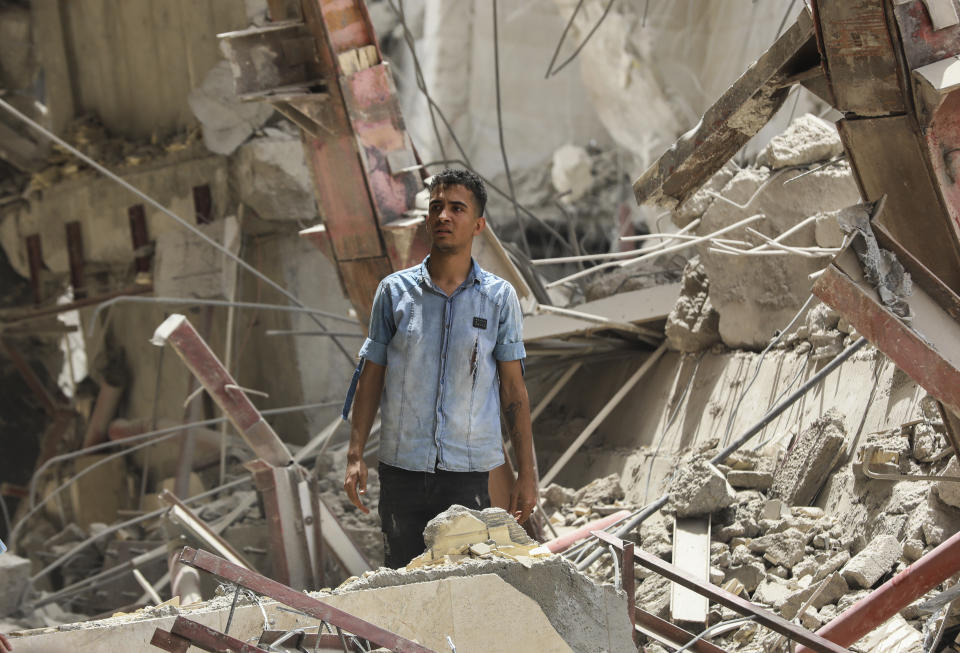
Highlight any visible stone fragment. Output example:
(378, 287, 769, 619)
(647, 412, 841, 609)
(780, 573, 849, 620)
(762, 529, 807, 569)
(551, 144, 593, 202)
(813, 550, 850, 583)
(841, 535, 902, 589)
(771, 410, 847, 506)
(665, 257, 721, 352)
(709, 567, 725, 585)
(902, 539, 924, 563)
(0, 552, 30, 616)
(906, 493, 960, 546)
(792, 559, 818, 580)
(757, 114, 843, 169)
(230, 132, 317, 221)
(800, 607, 823, 630)
(854, 613, 923, 653)
(724, 561, 766, 594)
(752, 577, 794, 608)
(726, 470, 773, 490)
(714, 521, 745, 543)
(792, 507, 825, 520)
(541, 483, 575, 512)
(422, 505, 533, 560)
(573, 474, 625, 506)
(666, 458, 737, 518)
(768, 565, 789, 579)
(934, 458, 960, 509)
(761, 499, 790, 521)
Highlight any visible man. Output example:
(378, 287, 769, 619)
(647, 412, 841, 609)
(341, 168, 537, 569)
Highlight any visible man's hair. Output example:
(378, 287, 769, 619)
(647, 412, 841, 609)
(426, 168, 487, 216)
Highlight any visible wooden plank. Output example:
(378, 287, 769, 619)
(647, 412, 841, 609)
(671, 517, 711, 626)
(815, 0, 906, 115)
(524, 283, 679, 342)
(838, 115, 960, 292)
(633, 9, 817, 207)
(812, 247, 960, 416)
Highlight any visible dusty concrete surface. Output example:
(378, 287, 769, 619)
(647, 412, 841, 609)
(341, 556, 634, 653)
(665, 456, 736, 518)
(771, 410, 847, 506)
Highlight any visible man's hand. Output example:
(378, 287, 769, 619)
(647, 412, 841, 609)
(1, 632, 13, 652)
(343, 456, 370, 514)
(509, 470, 537, 524)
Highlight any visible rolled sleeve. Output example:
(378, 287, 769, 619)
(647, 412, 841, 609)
(494, 285, 526, 361)
(360, 280, 396, 365)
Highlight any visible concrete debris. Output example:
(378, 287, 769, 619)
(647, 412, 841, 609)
(551, 144, 594, 203)
(771, 409, 847, 506)
(854, 613, 924, 653)
(187, 60, 275, 156)
(665, 256, 721, 352)
(841, 534, 901, 589)
(665, 457, 737, 518)
(0, 553, 30, 617)
(408, 505, 542, 568)
(229, 127, 318, 221)
(572, 473, 625, 506)
(934, 457, 960, 508)
(756, 114, 843, 169)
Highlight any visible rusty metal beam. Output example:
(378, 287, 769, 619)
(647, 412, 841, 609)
(178, 546, 438, 653)
(633, 607, 728, 653)
(128, 204, 151, 275)
(150, 628, 190, 653)
(25, 234, 44, 304)
(168, 616, 269, 653)
(159, 489, 255, 571)
(592, 531, 847, 653)
(152, 313, 292, 467)
(0, 286, 152, 326)
(812, 248, 960, 416)
(65, 221, 86, 299)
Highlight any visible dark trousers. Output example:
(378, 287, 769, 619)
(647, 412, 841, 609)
(377, 462, 490, 569)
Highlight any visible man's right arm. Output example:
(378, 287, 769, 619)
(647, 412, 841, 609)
(343, 360, 386, 514)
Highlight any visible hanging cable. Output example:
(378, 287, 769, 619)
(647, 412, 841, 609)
(545, 0, 616, 78)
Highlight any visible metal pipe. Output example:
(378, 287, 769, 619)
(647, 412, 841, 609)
(87, 296, 358, 337)
(576, 337, 869, 571)
(795, 526, 960, 653)
(0, 97, 355, 364)
(538, 510, 631, 554)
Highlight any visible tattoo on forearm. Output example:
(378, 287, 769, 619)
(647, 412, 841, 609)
(503, 400, 521, 440)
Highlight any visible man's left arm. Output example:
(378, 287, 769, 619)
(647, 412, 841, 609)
(497, 359, 537, 523)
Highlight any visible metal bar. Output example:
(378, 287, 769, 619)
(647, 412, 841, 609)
(0, 337, 59, 415)
(26, 234, 43, 304)
(178, 546, 438, 653)
(622, 540, 636, 645)
(150, 628, 191, 653)
(152, 314, 292, 466)
(159, 489, 255, 570)
(0, 285, 151, 326)
(592, 531, 846, 653)
(633, 607, 728, 653)
(169, 616, 269, 653)
(65, 221, 86, 298)
(192, 184, 213, 225)
(796, 527, 960, 653)
(89, 295, 357, 337)
(541, 343, 667, 485)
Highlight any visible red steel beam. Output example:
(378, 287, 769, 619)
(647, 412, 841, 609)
(65, 221, 86, 299)
(796, 527, 960, 652)
(169, 616, 269, 653)
(177, 546, 437, 653)
(812, 251, 960, 416)
(152, 314, 292, 467)
(150, 628, 190, 653)
(592, 531, 847, 653)
(633, 607, 728, 653)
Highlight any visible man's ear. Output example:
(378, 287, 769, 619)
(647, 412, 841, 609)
(474, 216, 486, 235)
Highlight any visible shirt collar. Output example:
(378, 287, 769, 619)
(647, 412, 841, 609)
(418, 255, 484, 289)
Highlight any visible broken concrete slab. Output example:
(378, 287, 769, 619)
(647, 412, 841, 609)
(756, 114, 843, 169)
(841, 534, 901, 589)
(934, 457, 960, 509)
(726, 469, 773, 490)
(188, 60, 274, 156)
(780, 573, 849, 620)
(666, 457, 737, 518)
(229, 131, 317, 221)
(0, 553, 30, 616)
(665, 256, 721, 352)
(771, 410, 847, 506)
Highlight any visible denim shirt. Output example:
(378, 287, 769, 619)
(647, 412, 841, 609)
(342, 256, 525, 473)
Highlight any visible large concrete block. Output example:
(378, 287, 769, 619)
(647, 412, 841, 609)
(0, 553, 30, 616)
(771, 410, 847, 506)
(841, 534, 902, 589)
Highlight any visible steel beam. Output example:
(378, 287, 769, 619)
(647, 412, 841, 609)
(178, 546, 438, 653)
(633, 607, 728, 653)
(150, 628, 190, 653)
(168, 616, 270, 653)
(812, 248, 960, 416)
(592, 531, 847, 653)
(152, 313, 293, 467)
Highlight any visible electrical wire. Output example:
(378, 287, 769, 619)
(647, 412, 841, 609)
(492, 0, 531, 258)
(545, 0, 616, 78)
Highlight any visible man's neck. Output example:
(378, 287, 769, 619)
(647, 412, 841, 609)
(427, 248, 473, 295)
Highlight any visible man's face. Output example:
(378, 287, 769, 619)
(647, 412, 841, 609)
(427, 184, 485, 253)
